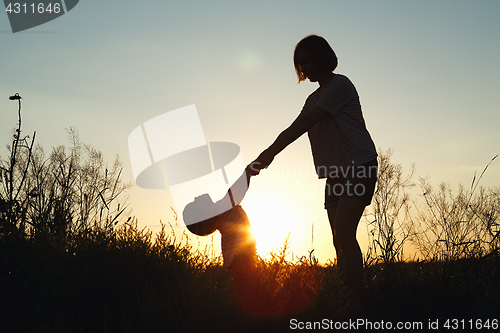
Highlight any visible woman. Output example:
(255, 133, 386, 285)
(249, 34, 378, 302)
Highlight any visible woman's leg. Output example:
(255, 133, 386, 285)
(327, 197, 365, 298)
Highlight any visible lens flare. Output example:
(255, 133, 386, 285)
(242, 197, 297, 256)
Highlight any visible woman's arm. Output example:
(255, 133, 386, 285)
(249, 105, 329, 173)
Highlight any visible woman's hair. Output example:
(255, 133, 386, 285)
(294, 34, 338, 83)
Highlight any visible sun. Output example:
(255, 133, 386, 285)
(242, 197, 298, 257)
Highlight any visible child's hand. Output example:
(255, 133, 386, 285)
(246, 149, 276, 179)
(246, 162, 261, 177)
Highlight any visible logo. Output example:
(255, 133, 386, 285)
(128, 105, 249, 226)
(4, 0, 79, 33)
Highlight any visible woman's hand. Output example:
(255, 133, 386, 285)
(246, 106, 327, 177)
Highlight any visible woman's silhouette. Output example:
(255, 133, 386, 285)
(249, 34, 378, 304)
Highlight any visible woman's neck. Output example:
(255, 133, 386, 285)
(318, 72, 335, 89)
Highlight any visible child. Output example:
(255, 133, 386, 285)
(182, 168, 261, 314)
(184, 195, 256, 271)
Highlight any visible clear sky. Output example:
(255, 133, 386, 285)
(1, 0, 499, 263)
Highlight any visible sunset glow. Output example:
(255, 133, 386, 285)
(0, 1, 497, 264)
(242, 197, 299, 257)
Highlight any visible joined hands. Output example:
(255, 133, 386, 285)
(246, 149, 275, 177)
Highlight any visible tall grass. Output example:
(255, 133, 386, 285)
(364, 150, 499, 264)
(1, 95, 499, 331)
(410, 156, 499, 261)
(2, 215, 498, 332)
(364, 148, 415, 266)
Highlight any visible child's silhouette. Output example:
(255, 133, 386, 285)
(183, 167, 319, 317)
(183, 168, 261, 313)
(183, 193, 256, 270)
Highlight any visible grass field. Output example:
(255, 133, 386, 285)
(1, 222, 498, 333)
(1, 106, 498, 332)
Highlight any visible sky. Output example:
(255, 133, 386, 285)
(1, 0, 499, 263)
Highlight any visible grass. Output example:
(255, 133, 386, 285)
(1, 221, 498, 333)
(2, 99, 498, 331)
